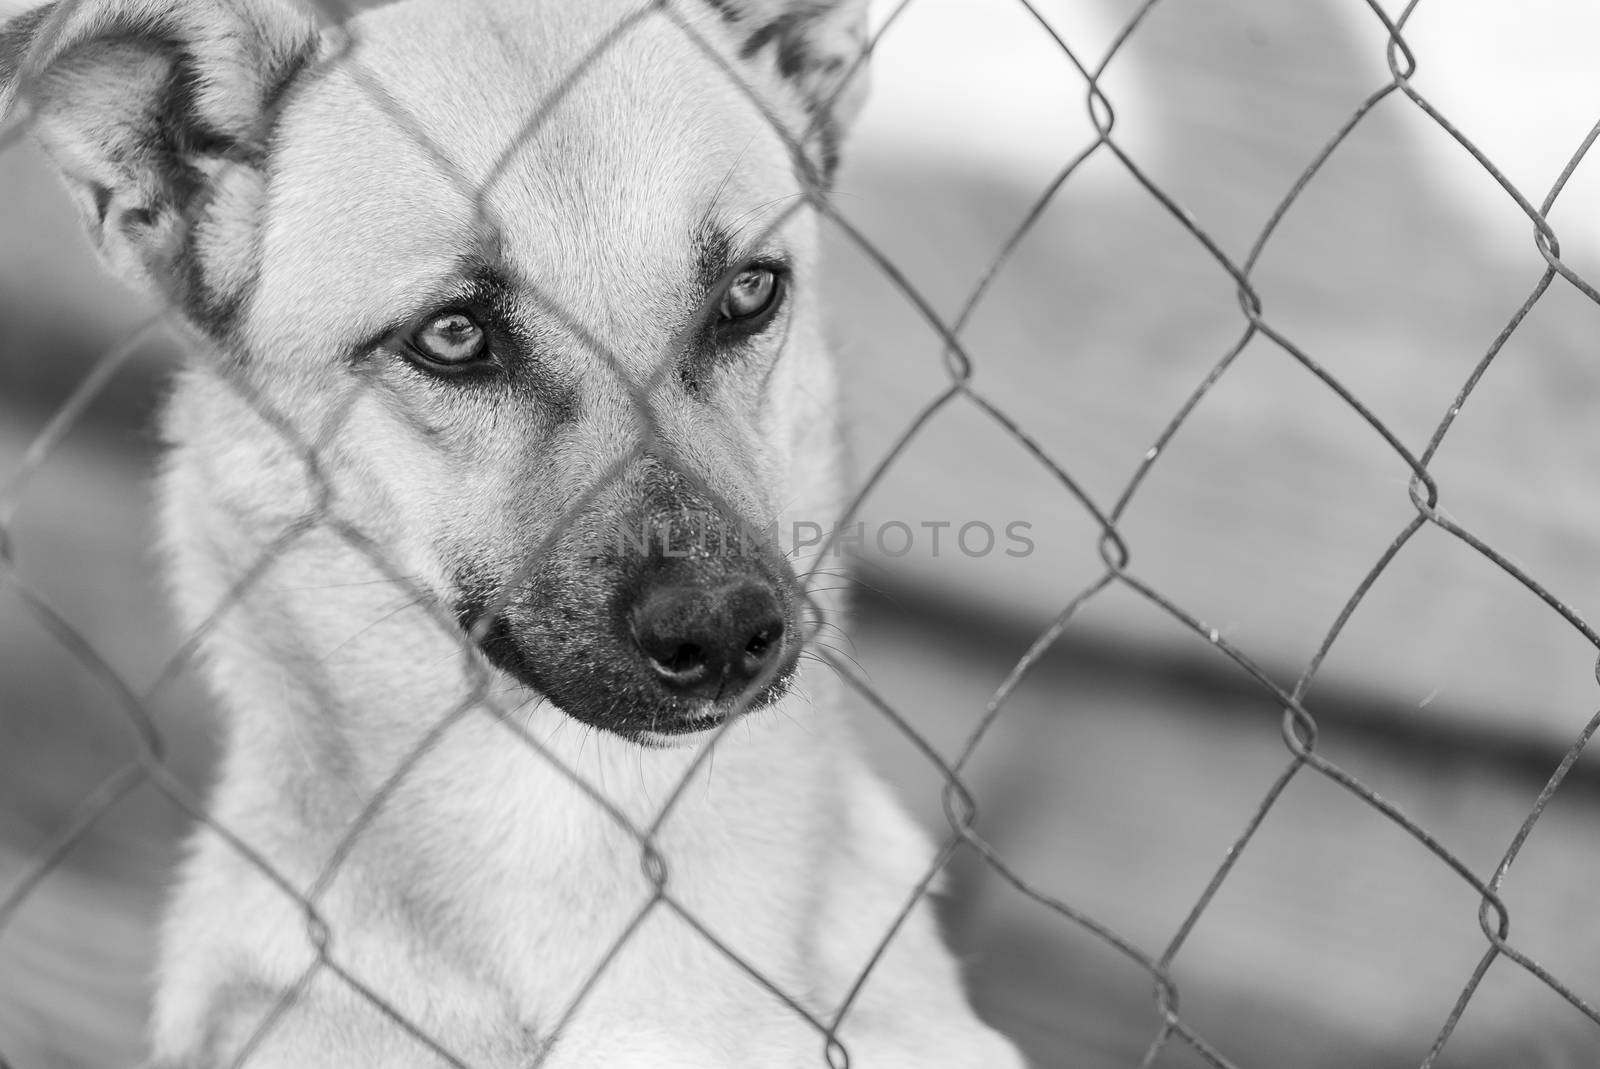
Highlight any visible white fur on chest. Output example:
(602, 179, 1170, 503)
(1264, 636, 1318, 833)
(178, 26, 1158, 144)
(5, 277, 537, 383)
(158, 685, 901, 1061)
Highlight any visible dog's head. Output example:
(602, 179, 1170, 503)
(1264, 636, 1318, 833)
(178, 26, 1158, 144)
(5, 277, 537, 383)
(2, 0, 870, 743)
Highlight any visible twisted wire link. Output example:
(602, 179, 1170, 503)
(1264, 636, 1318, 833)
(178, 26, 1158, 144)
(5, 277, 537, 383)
(5, 0, 1600, 1066)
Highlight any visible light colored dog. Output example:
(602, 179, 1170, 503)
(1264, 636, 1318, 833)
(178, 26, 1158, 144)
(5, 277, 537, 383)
(2, 0, 1025, 1064)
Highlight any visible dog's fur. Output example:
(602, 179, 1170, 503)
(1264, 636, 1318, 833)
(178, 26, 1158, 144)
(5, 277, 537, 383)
(2, 1, 1025, 1064)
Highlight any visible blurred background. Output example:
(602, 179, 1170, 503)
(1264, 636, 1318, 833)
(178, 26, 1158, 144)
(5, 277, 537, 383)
(6, 0, 1600, 1065)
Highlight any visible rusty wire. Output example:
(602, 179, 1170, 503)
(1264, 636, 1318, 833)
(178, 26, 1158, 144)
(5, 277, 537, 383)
(3, 0, 1600, 1066)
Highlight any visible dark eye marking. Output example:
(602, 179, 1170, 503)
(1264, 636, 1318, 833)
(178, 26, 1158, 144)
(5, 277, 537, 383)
(346, 259, 528, 381)
(719, 266, 778, 321)
(409, 310, 489, 370)
(711, 261, 788, 343)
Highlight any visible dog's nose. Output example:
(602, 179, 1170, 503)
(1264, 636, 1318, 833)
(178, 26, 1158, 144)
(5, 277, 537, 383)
(630, 579, 786, 697)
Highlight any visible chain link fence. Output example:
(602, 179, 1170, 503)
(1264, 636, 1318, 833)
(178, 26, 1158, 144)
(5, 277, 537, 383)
(4, 0, 1600, 1065)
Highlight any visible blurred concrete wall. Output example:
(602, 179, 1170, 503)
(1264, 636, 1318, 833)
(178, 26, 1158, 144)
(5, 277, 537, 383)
(835, 0, 1600, 743)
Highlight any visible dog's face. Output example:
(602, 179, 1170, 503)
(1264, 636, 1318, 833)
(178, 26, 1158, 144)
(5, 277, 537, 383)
(3, 0, 869, 743)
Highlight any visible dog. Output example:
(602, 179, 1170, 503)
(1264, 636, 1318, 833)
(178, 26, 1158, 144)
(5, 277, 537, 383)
(2, 0, 1026, 1064)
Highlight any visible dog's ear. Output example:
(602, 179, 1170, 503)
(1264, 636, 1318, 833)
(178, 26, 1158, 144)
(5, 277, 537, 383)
(0, 0, 319, 318)
(706, 0, 871, 176)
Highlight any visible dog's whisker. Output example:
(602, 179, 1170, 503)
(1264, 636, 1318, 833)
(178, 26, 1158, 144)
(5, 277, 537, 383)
(266, 575, 426, 593)
(315, 596, 427, 666)
(723, 191, 811, 237)
(808, 619, 861, 654)
(805, 568, 900, 603)
(808, 641, 871, 682)
(798, 584, 857, 597)
(795, 652, 845, 688)
(519, 695, 548, 734)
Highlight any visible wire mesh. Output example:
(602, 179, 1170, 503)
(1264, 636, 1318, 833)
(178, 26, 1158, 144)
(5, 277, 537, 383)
(3, 0, 1600, 1066)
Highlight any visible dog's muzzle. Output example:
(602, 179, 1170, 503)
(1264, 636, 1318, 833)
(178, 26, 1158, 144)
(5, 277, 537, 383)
(461, 490, 802, 743)
(630, 573, 788, 701)
(613, 549, 798, 738)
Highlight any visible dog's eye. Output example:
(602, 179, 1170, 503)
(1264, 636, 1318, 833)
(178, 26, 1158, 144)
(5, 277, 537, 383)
(409, 311, 488, 369)
(718, 267, 782, 325)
